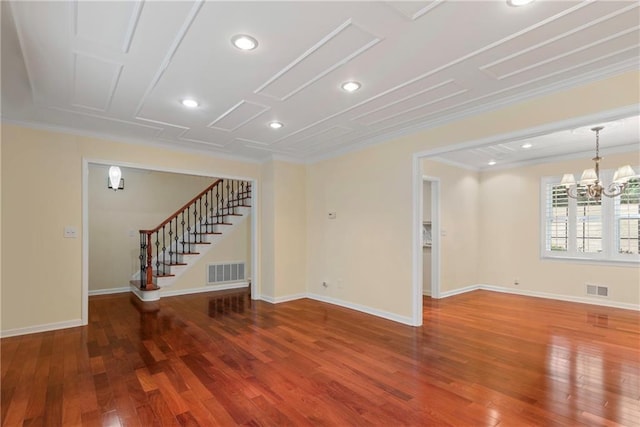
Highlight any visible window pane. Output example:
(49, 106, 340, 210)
(576, 197, 602, 253)
(547, 184, 568, 251)
(617, 179, 640, 254)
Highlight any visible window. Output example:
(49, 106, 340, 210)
(617, 179, 640, 255)
(542, 170, 640, 264)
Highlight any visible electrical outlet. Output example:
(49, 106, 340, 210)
(514, 279, 520, 286)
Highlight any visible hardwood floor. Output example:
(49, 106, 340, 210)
(2, 289, 639, 426)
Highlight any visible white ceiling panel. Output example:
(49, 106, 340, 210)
(72, 53, 122, 111)
(75, 0, 143, 53)
(2, 1, 638, 162)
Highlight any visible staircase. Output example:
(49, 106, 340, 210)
(130, 178, 252, 302)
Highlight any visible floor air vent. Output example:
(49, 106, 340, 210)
(586, 283, 608, 297)
(208, 262, 245, 285)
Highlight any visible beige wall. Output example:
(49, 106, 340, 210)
(478, 152, 640, 306)
(307, 141, 414, 316)
(260, 161, 276, 298)
(89, 165, 217, 291)
(306, 71, 639, 319)
(1, 125, 260, 333)
(422, 160, 481, 294)
(262, 160, 307, 300)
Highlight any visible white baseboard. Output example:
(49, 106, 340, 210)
(439, 285, 481, 298)
(478, 284, 640, 311)
(0, 319, 84, 338)
(161, 281, 249, 297)
(307, 293, 414, 326)
(259, 292, 307, 304)
(438, 284, 640, 311)
(88, 287, 130, 296)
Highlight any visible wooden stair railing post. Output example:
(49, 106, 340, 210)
(145, 231, 153, 288)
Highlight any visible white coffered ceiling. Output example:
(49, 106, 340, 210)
(1, 1, 639, 163)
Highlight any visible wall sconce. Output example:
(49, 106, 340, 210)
(108, 166, 124, 191)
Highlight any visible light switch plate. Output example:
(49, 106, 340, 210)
(63, 226, 78, 238)
(328, 212, 337, 219)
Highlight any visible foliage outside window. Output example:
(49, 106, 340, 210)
(542, 170, 640, 263)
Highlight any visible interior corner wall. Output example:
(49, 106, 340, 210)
(478, 151, 640, 306)
(1, 124, 260, 334)
(260, 161, 276, 299)
(0, 133, 3, 332)
(260, 160, 307, 301)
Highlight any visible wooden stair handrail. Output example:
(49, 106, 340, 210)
(139, 179, 223, 234)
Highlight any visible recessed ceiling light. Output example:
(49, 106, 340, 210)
(521, 143, 533, 149)
(269, 121, 283, 129)
(507, 0, 535, 6)
(181, 99, 199, 108)
(488, 160, 497, 166)
(231, 34, 258, 51)
(341, 81, 361, 93)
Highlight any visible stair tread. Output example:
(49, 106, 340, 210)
(194, 231, 222, 235)
(201, 222, 232, 226)
(181, 241, 211, 244)
(154, 273, 175, 278)
(174, 251, 200, 255)
(161, 262, 187, 266)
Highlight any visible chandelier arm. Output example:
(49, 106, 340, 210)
(565, 186, 580, 199)
(602, 182, 626, 198)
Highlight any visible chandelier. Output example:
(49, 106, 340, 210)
(560, 126, 635, 200)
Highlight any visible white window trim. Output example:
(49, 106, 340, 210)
(540, 168, 640, 265)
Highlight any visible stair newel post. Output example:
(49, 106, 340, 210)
(139, 231, 145, 288)
(145, 231, 153, 289)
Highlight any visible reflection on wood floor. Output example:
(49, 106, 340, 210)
(1, 288, 639, 426)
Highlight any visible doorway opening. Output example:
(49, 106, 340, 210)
(421, 177, 440, 300)
(81, 159, 258, 325)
